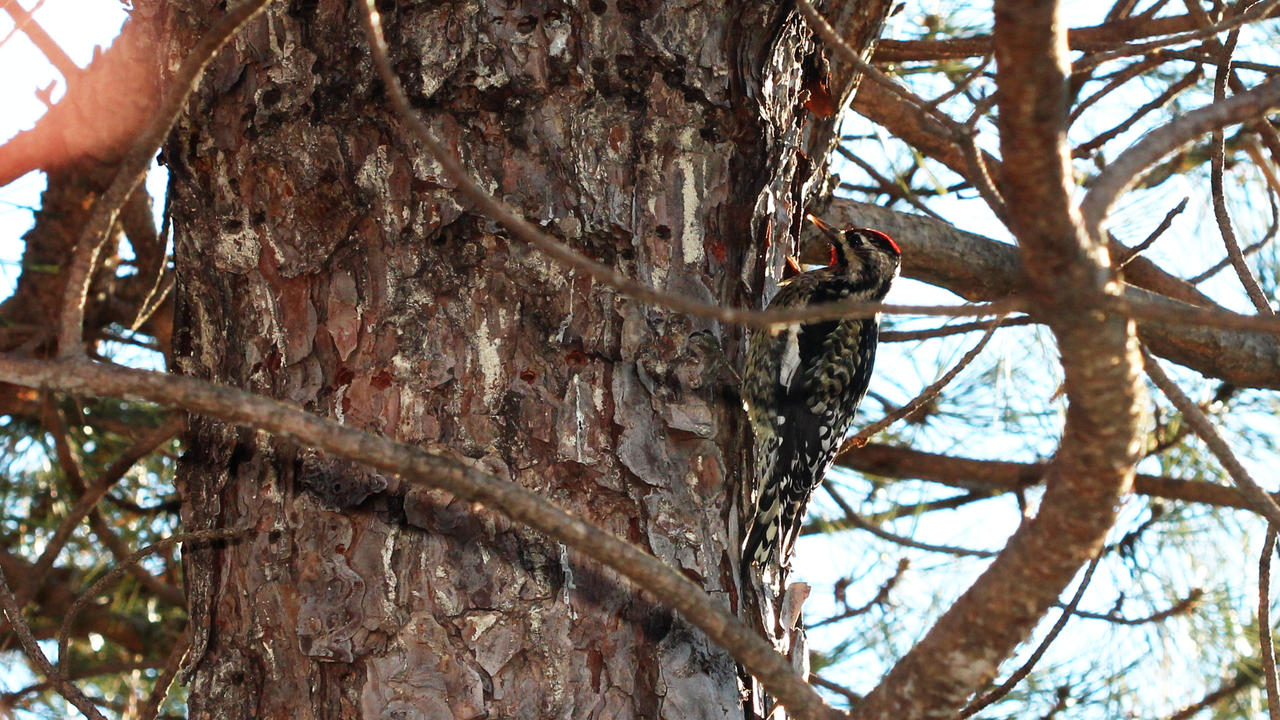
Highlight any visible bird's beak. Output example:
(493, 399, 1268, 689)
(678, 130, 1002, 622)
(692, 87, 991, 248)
(806, 213, 840, 239)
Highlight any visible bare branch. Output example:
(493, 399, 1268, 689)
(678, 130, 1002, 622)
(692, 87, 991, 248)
(819, 488, 998, 559)
(852, 1, 1148, 714)
(1116, 197, 1189, 268)
(808, 557, 911, 629)
(1076, 0, 1280, 69)
(0, 557, 108, 720)
(1263, 527, 1280, 720)
(0, 352, 843, 720)
(1062, 588, 1202, 625)
(842, 316, 1001, 450)
(880, 315, 1034, 342)
(138, 630, 191, 720)
(872, 9, 1280, 62)
(808, 673, 862, 707)
(1210, 31, 1276, 315)
(835, 442, 1258, 513)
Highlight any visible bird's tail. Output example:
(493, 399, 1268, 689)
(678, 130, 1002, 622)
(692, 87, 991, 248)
(742, 430, 833, 567)
(742, 479, 783, 566)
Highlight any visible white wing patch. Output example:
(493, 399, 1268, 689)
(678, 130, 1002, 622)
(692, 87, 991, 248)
(778, 324, 802, 390)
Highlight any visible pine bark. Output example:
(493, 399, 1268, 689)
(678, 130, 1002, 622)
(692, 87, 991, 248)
(163, 1, 863, 717)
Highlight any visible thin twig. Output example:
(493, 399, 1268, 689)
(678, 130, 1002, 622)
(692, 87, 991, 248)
(808, 673, 862, 707)
(56, 0, 273, 358)
(1059, 588, 1201, 625)
(1080, 75, 1280, 244)
(355, 0, 1001, 332)
(1262, 527, 1280, 720)
(923, 55, 994, 117)
(1209, 30, 1275, 316)
(0, 557, 108, 720)
(1116, 197, 1188, 268)
(808, 558, 910, 629)
(959, 556, 1101, 718)
(1141, 346, 1280, 528)
(56, 528, 251, 670)
(841, 316, 1002, 451)
(821, 483, 996, 558)
(137, 629, 191, 720)
(881, 315, 1033, 342)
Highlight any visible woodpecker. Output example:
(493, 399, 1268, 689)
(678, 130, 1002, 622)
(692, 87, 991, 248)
(741, 216, 901, 567)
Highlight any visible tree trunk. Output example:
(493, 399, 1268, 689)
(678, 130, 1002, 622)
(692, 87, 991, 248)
(165, 1, 850, 716)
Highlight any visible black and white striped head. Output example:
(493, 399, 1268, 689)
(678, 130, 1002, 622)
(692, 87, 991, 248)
(807, 214, 902, 297)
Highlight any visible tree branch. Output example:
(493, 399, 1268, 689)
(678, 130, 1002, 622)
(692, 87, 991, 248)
(872, 9, 1280, 62)
(827, 201, 1280, 389)
(1262, 527, 1280, 720)
(960, 556, 1100, 718)
(853, 1, 1147, 712)
(0, 353, 843, 720)
(0, 556, 108, 720)
(835, 442, 1261, 513)
(1080, 75, 1280, 245)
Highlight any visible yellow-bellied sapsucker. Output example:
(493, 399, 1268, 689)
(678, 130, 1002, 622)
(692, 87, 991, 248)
(741, 216, 901, 567)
